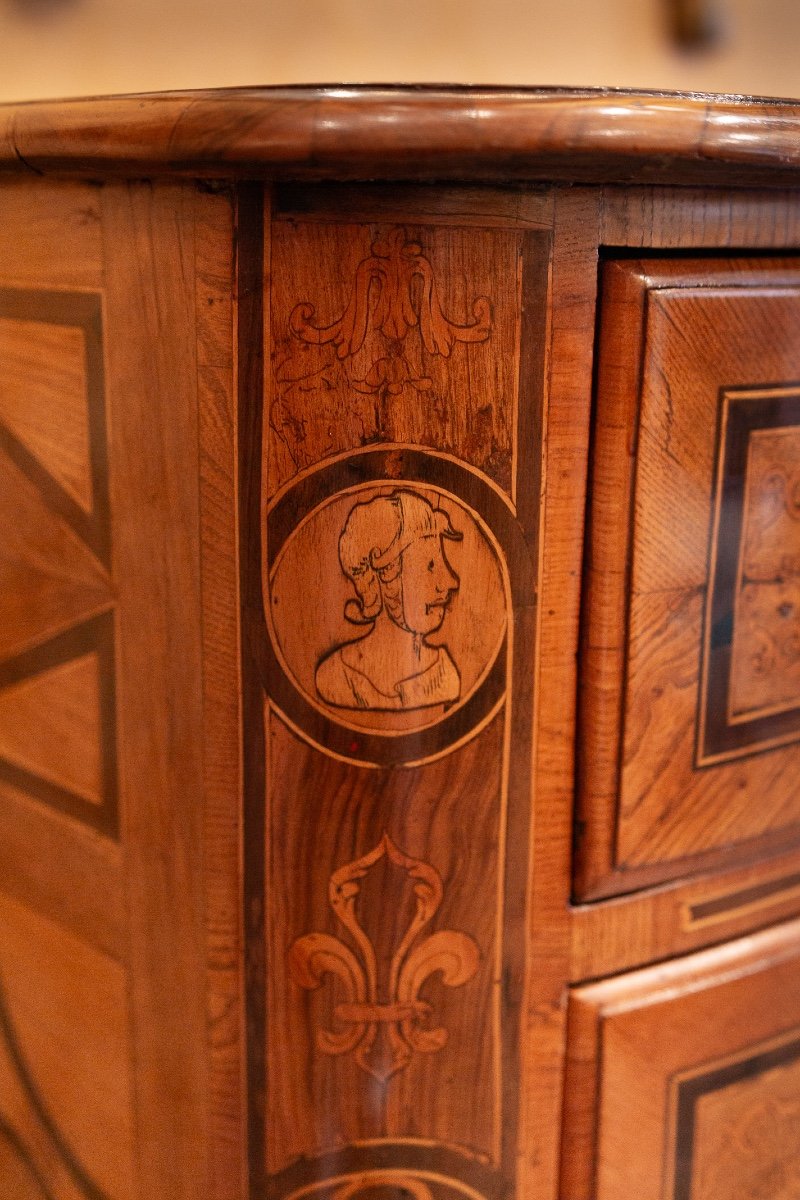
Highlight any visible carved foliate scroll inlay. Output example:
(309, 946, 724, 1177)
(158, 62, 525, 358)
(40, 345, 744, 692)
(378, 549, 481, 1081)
(269, 222, 518, 495)
(289, 833, 480, 1082)
(289, 227, 492, 398)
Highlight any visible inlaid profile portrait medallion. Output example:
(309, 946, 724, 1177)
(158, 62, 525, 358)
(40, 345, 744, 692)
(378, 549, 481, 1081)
(315, 489, 462, 712)
(268, 479, 508, 742)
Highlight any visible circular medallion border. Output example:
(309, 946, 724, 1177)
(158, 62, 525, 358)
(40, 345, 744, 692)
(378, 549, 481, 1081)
(262, 448, 534, 766)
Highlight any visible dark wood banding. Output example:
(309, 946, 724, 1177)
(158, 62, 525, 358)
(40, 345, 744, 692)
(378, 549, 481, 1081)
(687, 871, 800, 926)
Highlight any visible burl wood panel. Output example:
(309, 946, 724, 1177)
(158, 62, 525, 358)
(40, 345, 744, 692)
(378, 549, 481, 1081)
(561, 917, 800, 1200)
(680, 1040, 800, 1199)
(245, 189, 548, 1200)
(703, 389, 800, 758)
(729, 424, 800, 722)
(578, 259, 800, 897)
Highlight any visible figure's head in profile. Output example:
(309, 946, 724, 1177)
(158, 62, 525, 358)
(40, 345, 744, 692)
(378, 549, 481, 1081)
(315, 489, 462, 711)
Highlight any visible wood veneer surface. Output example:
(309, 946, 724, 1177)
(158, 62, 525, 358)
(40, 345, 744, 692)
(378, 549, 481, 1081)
(1, 89, 800, 1200)
(1, 88, 800, 185)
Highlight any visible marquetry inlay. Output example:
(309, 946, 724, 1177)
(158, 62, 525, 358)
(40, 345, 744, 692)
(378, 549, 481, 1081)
(0, 288, 117, 837)
(701, 387, 800, 763)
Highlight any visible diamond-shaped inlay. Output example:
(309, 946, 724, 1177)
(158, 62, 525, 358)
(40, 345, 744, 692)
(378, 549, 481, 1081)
(0, 316, 93, 515)
(0, 288, 117, 839)
(0, 613, 118, 837)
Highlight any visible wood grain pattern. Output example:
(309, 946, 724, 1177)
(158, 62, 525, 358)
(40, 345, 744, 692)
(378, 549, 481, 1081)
(578, 259, 800, 897)
(562, 918, 800, 1200)
(246, 188, 545, 1200)
(265, 710, 504, 1176)
(0, 779, 125, 962)
(570, 842, 800, 981)
(686, 1043, 800, 1199)
(0, 317, 91, 511)
(5, 89, 800, 187)
(101, 180, 212, 1200)
(0, 892, 135, 1200)
(196, 183, 246, 1200)
(730, 424, 800, 721)
(8, 92, 800, 1200)
(269, 221, 520, 497)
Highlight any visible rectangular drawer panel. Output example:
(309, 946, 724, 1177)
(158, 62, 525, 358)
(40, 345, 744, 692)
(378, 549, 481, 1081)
(562, 917, 800, 1199)
(578, 258, 800, 898)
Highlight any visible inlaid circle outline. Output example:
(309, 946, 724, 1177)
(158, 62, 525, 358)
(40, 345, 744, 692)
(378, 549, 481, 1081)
(261, 447, 533, 767)
(268, 481, 507, 737)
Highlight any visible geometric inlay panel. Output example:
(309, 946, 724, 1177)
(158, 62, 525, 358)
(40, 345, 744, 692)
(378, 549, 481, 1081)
(0, 288, 117, 839)
(700, 387, 800, 764)
(0, 290, 110, 568)
(673, 1031, 800, 1200)
(0, 613, 118, 838)
(0, 317, 93, 515)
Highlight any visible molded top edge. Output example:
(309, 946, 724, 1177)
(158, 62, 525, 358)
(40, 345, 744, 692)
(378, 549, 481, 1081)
(2, 85, 800, 185)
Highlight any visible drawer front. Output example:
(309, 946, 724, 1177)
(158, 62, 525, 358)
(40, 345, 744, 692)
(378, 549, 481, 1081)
(578, 258, 800, 898)
(563, 917, 800, 1200)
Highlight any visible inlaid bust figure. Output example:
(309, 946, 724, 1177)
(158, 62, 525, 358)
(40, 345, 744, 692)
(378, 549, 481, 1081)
(315, 489, 462, 710)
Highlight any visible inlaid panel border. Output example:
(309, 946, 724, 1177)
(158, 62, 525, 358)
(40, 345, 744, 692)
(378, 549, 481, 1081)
(0, 288, 111, 569)
(670, 1029, 800, 1200)
(261, 446, 528, 767)
(240, 187, 548, 1200)
(699, 385, 800, 765)
(0, 976, 110, 1200)
(0, 610, 119, 838)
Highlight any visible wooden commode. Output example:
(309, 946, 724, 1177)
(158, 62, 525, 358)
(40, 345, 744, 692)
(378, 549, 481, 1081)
(0, 86, 799, 1200)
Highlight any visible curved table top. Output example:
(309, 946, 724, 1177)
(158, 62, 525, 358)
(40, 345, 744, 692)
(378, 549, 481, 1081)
(2, 85, 800, 185)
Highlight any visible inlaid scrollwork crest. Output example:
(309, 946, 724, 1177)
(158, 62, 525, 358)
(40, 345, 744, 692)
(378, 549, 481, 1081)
(288, 833, 480, 1081)
(288, 227, 492, 396)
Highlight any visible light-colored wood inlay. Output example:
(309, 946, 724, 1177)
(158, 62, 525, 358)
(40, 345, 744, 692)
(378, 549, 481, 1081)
(269, 482, 507, 736)
(266, 708, 504, 1174)
(0, 317, 92, 512)
(0, 453, 111, 664)
(730, 425, 800, 722)
(0, 890, 135, 1200)
(269, 221, 520, 498)
(288, 832, 480, 1082)
(0, 652, 103, 805)
(691, 1051, 800, 1199)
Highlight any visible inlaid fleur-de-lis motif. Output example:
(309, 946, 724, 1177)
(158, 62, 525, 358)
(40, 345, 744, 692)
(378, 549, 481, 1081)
(288, 833, 480, 1081)
(288, 228, 492, 395)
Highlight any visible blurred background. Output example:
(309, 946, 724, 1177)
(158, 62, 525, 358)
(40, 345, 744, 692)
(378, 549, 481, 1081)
(0, 0, 799, 104)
